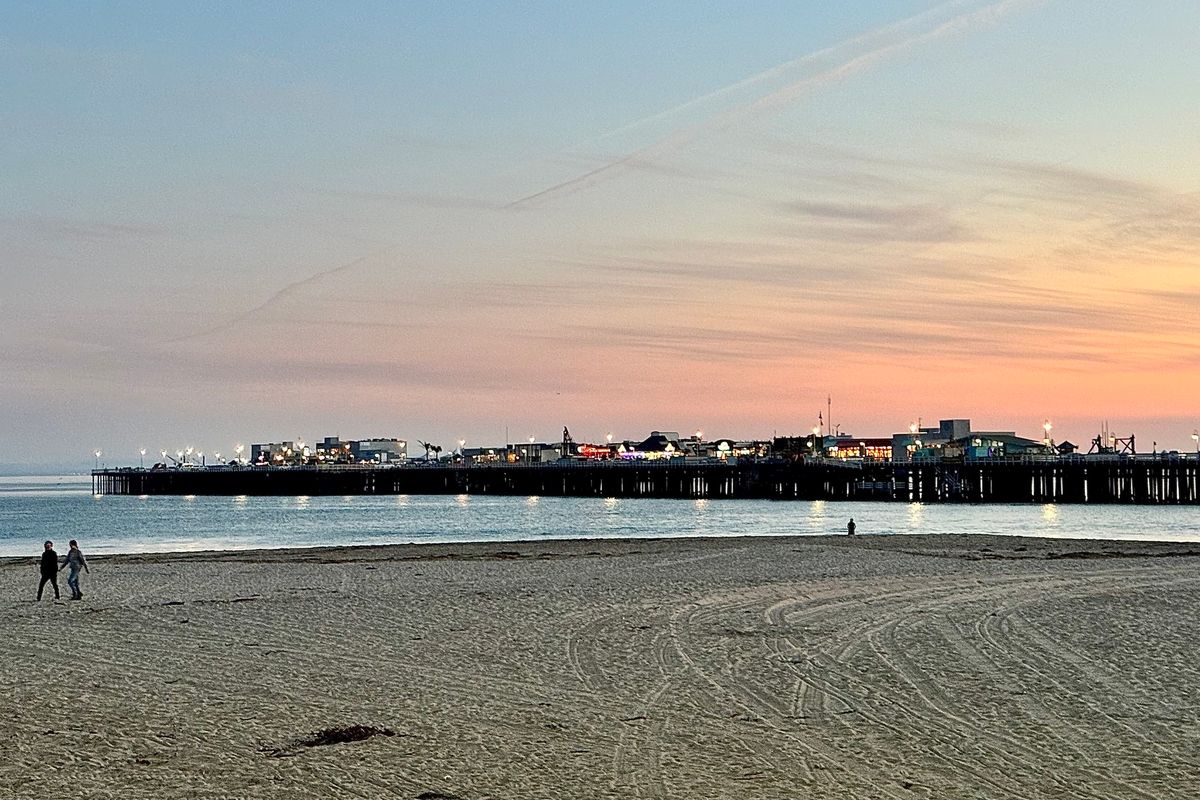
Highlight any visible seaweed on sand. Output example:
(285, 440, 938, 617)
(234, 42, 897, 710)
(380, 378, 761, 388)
(298, 725, 396, 747)
(260, 724, 398, 757)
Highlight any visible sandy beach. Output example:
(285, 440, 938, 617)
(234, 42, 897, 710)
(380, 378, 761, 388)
(2, 533, 1198, 799)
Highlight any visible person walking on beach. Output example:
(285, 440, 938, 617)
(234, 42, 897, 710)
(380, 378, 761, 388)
(847, 518, 856, 536)
(60, 539, 89, 600)
(37, 540, 61, 601)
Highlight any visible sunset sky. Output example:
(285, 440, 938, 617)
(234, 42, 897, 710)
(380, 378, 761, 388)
(3, 1, 1198, 467)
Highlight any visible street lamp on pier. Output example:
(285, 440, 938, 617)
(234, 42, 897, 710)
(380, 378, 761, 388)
(528, 435, 535, 464)
(139, 448, 146, 469)
(1192, 429, 1198, 455)
(94, 450, 102, 470)
(1043, 420, 1053, 447)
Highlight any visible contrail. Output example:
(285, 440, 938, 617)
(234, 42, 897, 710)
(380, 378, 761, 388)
(164, 251, 386, 344)
(745, 0, 1038, 114)
(507, 0, 1040, 208)
(581, 0, 975, 149)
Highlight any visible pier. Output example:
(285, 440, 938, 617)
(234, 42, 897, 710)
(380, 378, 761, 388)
(92, 454, 1200, 504)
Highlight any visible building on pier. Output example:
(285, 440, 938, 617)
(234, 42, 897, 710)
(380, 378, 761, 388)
(350, 438, 407, 463)
(253, 437, 407, 465)
(251, 441, 297, 464)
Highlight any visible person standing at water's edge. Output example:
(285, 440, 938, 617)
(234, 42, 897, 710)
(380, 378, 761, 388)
(37, 541, 60, 601)
(60, 539, 89, 600)
(847, 518, 856, 536)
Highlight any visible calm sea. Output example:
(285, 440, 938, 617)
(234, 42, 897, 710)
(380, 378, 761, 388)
(1, 475, 1198, 558)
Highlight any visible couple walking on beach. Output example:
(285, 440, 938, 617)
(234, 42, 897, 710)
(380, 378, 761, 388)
(37, 540, 89, 601)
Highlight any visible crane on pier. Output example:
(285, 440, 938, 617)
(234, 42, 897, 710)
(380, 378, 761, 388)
(1088, 431, 1136, 455)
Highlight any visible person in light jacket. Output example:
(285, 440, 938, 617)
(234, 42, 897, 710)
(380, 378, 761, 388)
(60, 539, 89, 600)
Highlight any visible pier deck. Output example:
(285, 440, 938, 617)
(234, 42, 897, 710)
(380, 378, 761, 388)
(92, 455, 1200, 504)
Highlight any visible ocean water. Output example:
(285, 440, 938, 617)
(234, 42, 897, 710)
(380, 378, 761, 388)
(1, 475, 1198, 558)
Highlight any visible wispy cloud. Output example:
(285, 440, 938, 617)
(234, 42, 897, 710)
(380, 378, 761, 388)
(317, 188, 503, 211)
(2, 214, 169, 241)
(780, 200, 972, 243)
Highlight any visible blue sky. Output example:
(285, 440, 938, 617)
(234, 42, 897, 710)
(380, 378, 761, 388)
(2, 1, 1198, 465)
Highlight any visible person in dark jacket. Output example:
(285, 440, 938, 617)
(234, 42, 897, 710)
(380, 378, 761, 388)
(37, 540, 60, 601)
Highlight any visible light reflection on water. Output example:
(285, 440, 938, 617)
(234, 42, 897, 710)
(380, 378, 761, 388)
(1, 475, 1198, 557)
(907, 502, 925, 530)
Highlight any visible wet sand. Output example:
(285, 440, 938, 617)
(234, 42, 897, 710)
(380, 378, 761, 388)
(2, 534, 1198, 799)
